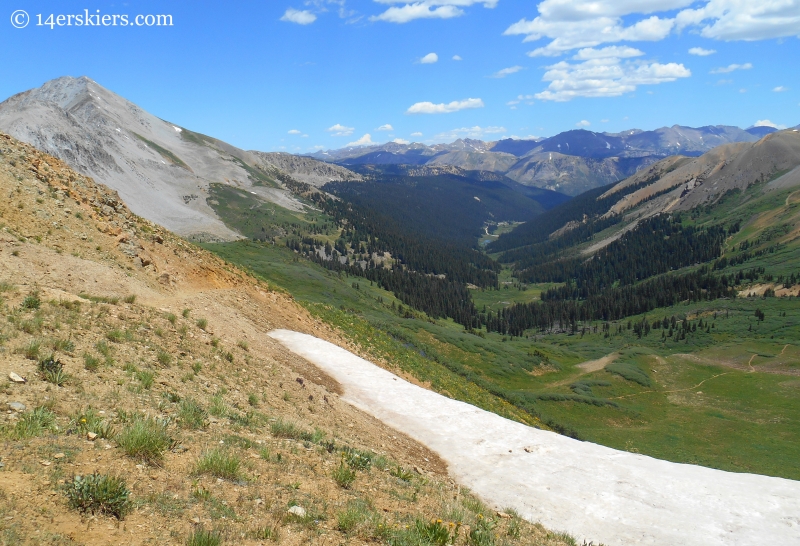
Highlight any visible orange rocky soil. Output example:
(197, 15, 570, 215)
(0, 132, 573, 545)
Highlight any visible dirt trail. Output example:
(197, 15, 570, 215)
(609, 372, 733, 400)
(577, 353, 619, 373)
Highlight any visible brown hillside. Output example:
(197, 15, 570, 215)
(0, 132, 571, 545)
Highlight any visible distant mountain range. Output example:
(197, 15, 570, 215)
(310, 125, 784, 196)
(0, 76, 359, 241)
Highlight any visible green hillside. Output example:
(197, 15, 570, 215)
(201, 161, 800, 480)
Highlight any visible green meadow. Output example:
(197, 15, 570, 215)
(203, 179, 800, 481)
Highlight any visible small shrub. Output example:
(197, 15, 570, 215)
(416, 519, 454, 546)
(12, 407, 57, 439)
(606, 362, 652, 387)
(237, 340, 249, 351)
(467, 515, 497, 546)
(136, 370, 155, 390)
(52, 338, 75, 352)
(343, 447, 373, 471)
(65, 473, 131, 519)
(247, 393, 259, 407)
(23, 339, 41, 360)
(163, 391, 181, 403)
(337, 500, 380, 536)
(192, 361, 202, 374)
(196, 318, 208, 330)
(116, 417, 174, 464)
(390, 466, 414, 482)
(166, 313, 177, 325)
(72, 407, 115, 439)
(96, 340, 111, 357)
(194, 449, 242, 481)
(123, 295, 137, 304)
(223, 351, 233, 363)
(209, 395, 228, 418)
(21, 294, 41, 310)
(186, 528, 221, 546)
(106, 329, 124, 343)
(182, 308, 190, 318)
(211, 338, 220, 348)
(332, 461, 356, 489)
(39, 355, 68, 386)
(250, 525, 279, 541)
(157, 350, 172, 366)
(178, 398, 208, 429)
(84, 353, 100, 372)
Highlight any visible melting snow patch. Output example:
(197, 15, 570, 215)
(268, 329, 800, 546)
(173, 126, 182, 133)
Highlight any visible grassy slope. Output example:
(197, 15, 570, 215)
(205, 175, 800, 481)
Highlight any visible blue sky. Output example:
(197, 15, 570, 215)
(1, 0, 798, 152)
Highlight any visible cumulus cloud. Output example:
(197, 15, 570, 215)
(371, 0, 497, 24)
(754, 119, 787, 130)
(505, 1, 800, 59)
(288, 129, 302, 134)
(576, 120, 591, 127)
(491, 65, 524, 78)
(347, 134, 374, 146)
(535, 57, 691, 102)
(327, 123, 355, 136)
(433, 125, 507, 140)
(376, 124, 394, 131)
(411, 131, 423, 137)
(675, 0, 800, 41)
(453, 55, 463, 61)
(573, 46, 645, 60)
(774, 86, 789, 92)
(393, 138, 410, 144)
(710, 62, 752, 74)
(420, 52, 439, 64)
(688, 47, 716, 56)
(507, 94, 535, 107)
(280, 8, 317, 24)
(406, 98, 484, 114)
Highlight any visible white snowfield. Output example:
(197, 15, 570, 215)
(268, 329, 800, 546)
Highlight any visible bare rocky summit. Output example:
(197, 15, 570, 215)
(0, 76, 359, 241)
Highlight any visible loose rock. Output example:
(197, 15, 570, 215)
(8, 402, 26, 412)
(287, 505, 306, 517)
(8, 372, 26, 384)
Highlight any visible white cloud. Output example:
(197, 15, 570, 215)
(392, 138, 410, 144)
(505, 1, 800, 59)
(491, 65, 524, 78)
(411, 131, 423, 136)
(376, 124, 394, 131)
(675, 0, 800, 41)
(507, 94, 535, 106)
(710, 62, 752, 74)
(302, 134, 309, 137)
(535, 57, 691, 102)
(754, 119, 785, 128)
(406, 97, 484, 114)
(327, 123, 355, 136)
(601, 119, 610, 122)
(280, 8, 317, 25)
(288, 129, 302, 134)
(688, 47, 716, 56)
(371, 1, 497, 24)
(774, 86, 789, 92)
(433, 125, 507, 140)
(576, 120, 591, 127)
(347, 134, 374, 146)
(420, 52, 439, 64)
(452, 55, 463, 61)
(573, 46, 645, 60)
